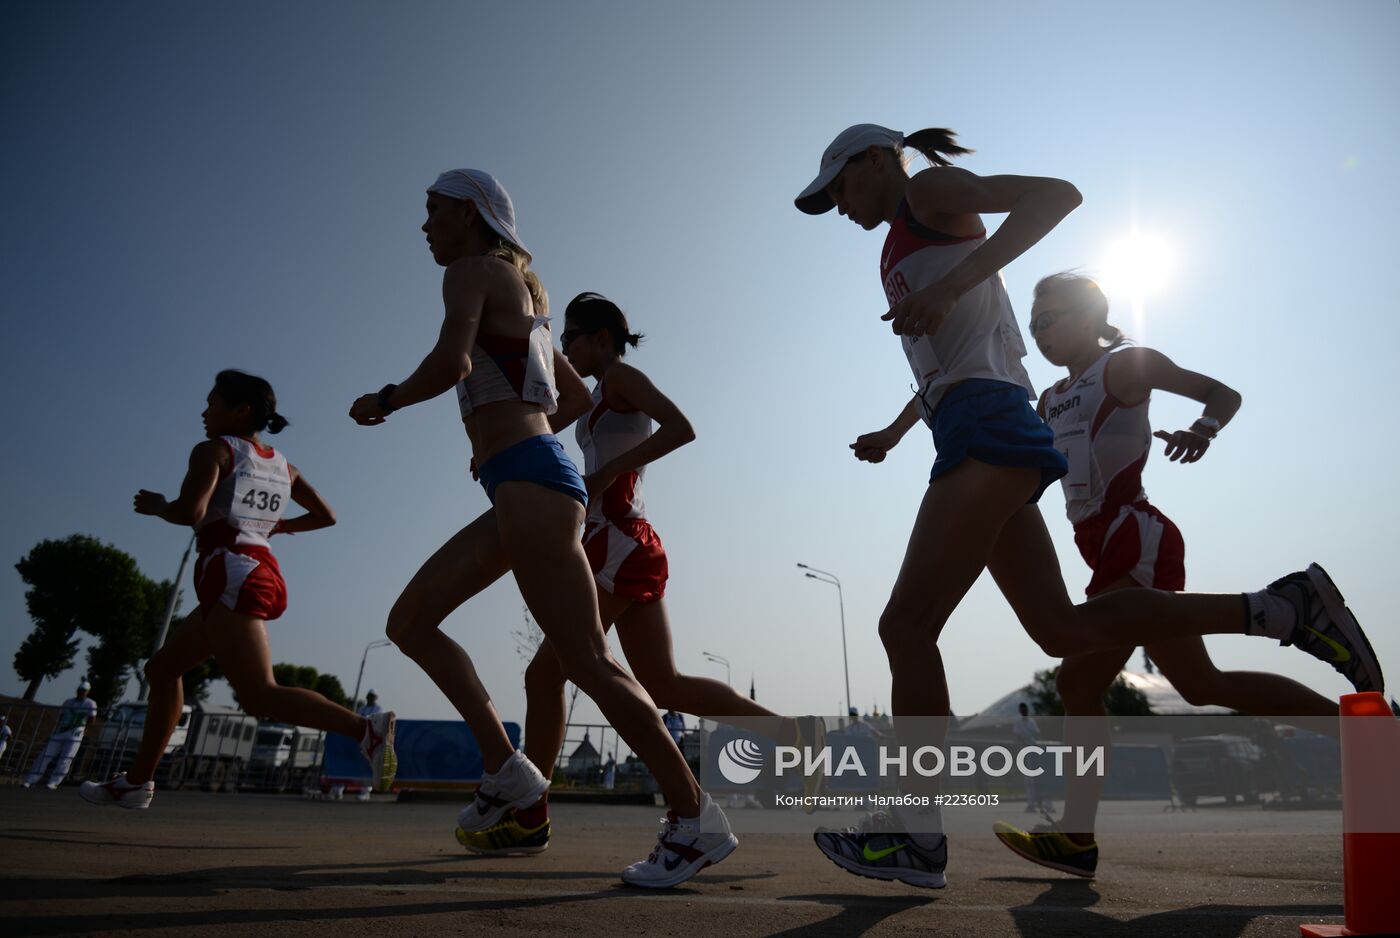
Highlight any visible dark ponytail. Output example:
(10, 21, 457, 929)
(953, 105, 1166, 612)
(565, 292, 645, 356)
(213, 369, 290, 434)
(902, 128, 973, 168)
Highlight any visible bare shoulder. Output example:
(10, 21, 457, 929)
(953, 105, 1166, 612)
(192, 438, 228, 461)
(906, 167, 985, 235)
(443, 254, 513, 289)
(1107, 345, 1169, 376)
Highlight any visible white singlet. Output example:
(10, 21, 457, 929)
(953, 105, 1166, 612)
(576, 379, 652, 527)
(880, 199, 1035, 423)
(1039, 350, 1151, 525)
(457, 316, 559, 419)
(197, 436, 292, 552)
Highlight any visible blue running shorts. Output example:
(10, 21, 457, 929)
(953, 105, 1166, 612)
(928, 379, 1068, 503)
(476, 434, 587, 506)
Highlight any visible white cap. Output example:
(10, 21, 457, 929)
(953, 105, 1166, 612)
(365, 689, 378, 697)
(78, 679, 91, 691)
(794, 123, 905, 215)
(428, 169, 531, 262)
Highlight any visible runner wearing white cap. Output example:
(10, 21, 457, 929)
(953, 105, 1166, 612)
(794, 123, 1383, 889)
(456, 292, 824, 856)
(80, 371, 396, 811)
(350, 171, 736, 888)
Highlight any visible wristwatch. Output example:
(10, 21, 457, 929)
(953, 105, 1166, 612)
(377, 383, 398, 413)
(1189, 417, 1221, 439)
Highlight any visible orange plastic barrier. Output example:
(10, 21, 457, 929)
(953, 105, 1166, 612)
(1300, 692, 1400, 937)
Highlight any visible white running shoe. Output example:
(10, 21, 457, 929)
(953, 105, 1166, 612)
(456, 750, 550, 833)
(79, 774, 154, 810)
(359, 711, 397, 790)
(621, 793, 739, 889)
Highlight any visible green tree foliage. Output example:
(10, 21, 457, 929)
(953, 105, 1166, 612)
(1026, 666, 1154, 717)
(13, 535, 174, 702)
(232, 663, 351, 710)
(182, 658, 224, 704)
(13, 618, 81, 700)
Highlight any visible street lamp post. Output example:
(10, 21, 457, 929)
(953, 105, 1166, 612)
(351, 639, 395, 710)
(797, 563, 851, 718)
(137, 532, 197, 703)
(702, 651, 731, 686)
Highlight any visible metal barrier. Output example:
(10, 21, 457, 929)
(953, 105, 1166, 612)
(0, 698, 110, 788)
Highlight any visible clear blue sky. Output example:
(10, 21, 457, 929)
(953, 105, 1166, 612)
(3, 1, 1396, 733)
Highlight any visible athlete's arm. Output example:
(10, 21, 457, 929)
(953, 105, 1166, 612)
(271, 465, 337, 535)
(884, 167, 1082, 336)
(350, 257, 488, 425)
(133, 440, 225, 526)
(1109, 346, 1242, 464)
(585, 363, 695, 496)
(1035, 387, 1051, 421)
(851, 395, 922, 464)
(549, 348, 592, 434)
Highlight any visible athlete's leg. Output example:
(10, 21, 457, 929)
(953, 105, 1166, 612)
(129, 608, 215, 784)
(614, 599, 799, 740)
(494, 481, 702, 817)
(522, 587, 631, 777)
(205, 604, 364, 740)
(1146, 637, 1339, 718)
(1055, 645, 1134, 838)
(385, 508, 515, 770)
(880, 459, 1044, 798)
(986, 508, 1255, 657)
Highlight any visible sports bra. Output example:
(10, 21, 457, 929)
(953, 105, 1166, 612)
(456, 315, 559, 419)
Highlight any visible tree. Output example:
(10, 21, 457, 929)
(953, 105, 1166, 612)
(87, 576, 181, 706)
(13, 619, 81, 700)
(13, 535, 166, 702)
(182, 658, 224, 704)
(1026, 666, 1153, 717)
(244, 663, 351, 710)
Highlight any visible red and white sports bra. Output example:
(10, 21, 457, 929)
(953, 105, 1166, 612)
(456, 316, 559, 420)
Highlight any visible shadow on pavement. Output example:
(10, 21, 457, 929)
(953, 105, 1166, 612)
(766, 893, 938, 936)
(1010, 881, 1342, 938)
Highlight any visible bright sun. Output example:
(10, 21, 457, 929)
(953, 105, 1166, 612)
(1098, 232, 1173, 300)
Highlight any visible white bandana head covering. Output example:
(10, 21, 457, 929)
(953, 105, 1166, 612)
(794, 124, 906, 215)
(429, 169, 531, 262)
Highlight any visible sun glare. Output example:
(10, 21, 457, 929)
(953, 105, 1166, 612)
(1098, 232, 1173, 339)
(1099, 232, 1172, 298)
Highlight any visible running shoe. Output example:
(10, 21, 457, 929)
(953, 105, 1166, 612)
(993, 820, 1098, 878)
(1268, 564, 1384, 694)
(359, 711, 397, 790)
(79, 774, 154, 810)
(455, 810, 551, 855)
(796, 715, 828, 814)
(812, 810, 947, 888)
(456, 750, 551, 833)
(621, 793, 738, 888)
